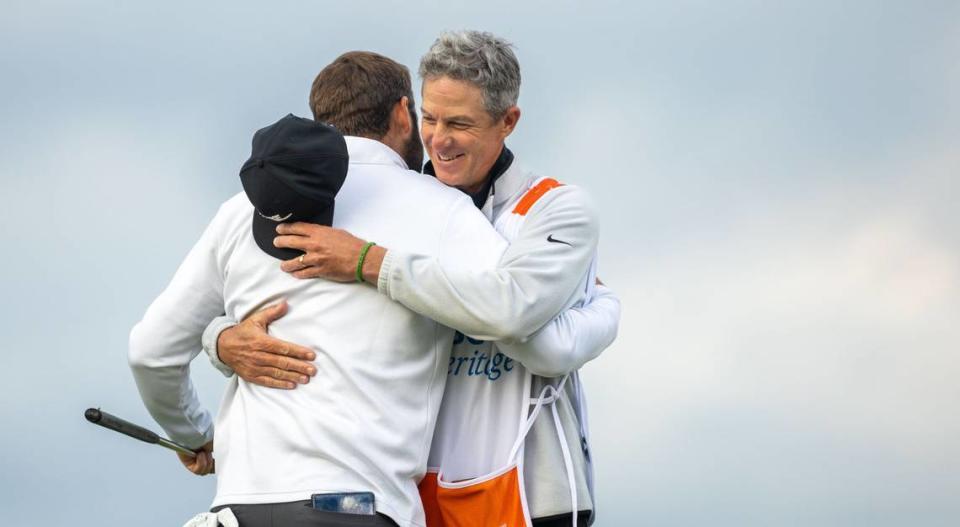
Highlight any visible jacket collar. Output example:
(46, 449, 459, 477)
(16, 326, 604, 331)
(344, 136, 409, 170)
(490, 152, 526, 210)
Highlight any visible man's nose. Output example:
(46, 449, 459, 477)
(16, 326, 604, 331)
(431, 123, 453, 149)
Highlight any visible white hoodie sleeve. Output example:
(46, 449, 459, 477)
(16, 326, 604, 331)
(127, 207, 227, 449)
(378, 185, 599, 342)
(496, 284, 621, 377)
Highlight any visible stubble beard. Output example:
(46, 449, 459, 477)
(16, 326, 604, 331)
(402, 108, 424, 172)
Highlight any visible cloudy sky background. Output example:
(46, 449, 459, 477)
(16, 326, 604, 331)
(1, 1, 958, 525)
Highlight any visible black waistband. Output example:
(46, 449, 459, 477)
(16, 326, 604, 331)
(532, 509, 594, 527)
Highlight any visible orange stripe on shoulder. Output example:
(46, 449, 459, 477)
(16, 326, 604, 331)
(512, 178, 563, 216)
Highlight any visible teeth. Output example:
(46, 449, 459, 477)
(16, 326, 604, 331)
(438, 153, 462, 162)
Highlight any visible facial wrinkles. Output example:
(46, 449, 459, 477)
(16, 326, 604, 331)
(421, 77, 502, 194)
(423, 105, 469, 160)
(430, 122, 459, 160)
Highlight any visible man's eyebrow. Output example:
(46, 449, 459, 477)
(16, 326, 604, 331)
(445, 115, 476, 124)
(419, 108, 475, 124)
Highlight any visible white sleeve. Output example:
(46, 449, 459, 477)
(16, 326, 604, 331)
(496, 284, 620, 377)
(127, 208, 227, 449)
(201, 315, 238, 377)
(378, 185, 598, 342)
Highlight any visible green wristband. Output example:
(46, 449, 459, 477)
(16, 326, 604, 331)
(356, 241, 377, 283)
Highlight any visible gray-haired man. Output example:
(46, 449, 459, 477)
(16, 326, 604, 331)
(208, 32, 620, 526)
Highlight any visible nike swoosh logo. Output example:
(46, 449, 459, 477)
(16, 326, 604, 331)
(547, 234, 572, 246)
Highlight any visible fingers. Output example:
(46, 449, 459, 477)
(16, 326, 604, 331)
(269, 367, 309, 384)
(195, 451, 213, 475)
(276, 222, 324, 236)
(250, 300, 289, 326)
(262, 338, 316, 363)
(253, 352, 317, 383)
(236, 367, 306, 386)
(252, 376, 297, 390)
(274, 234, 315, 252)
(249, 362, 311, 383)
(279, 260, 351, 281)
(280, 254, 309, 274)
(178, 450, 214, 476)
(273, 226, 366, 282)
(234, 351, 316, 385)
(290, 268, 327, 280)
(232, 328, 315, 362)
(199, 452, 214, 475)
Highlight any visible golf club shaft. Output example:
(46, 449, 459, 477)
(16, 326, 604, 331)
(85, 408, 197, 458)
(157, 437, 199, 457)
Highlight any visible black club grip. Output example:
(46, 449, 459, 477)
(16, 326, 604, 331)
(85, 408, 160, 445)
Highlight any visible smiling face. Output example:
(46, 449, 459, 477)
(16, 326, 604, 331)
(420, 76, 520, 194)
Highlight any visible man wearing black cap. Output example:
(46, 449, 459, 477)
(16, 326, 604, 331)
(129, 52, 510, 527)
(242, 115, 349, 259)
(198, 30, 627, 527)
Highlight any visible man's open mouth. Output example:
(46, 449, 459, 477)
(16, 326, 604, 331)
(437, 153, 464, 162)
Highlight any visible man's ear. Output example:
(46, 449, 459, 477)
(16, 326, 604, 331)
(499, 105, 521, 139)
(392, 96, 413, 137)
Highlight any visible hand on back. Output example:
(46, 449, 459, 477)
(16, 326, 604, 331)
(218, 301, 317, 389)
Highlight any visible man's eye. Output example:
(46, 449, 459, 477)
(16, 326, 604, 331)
(449, 122, 470, 130)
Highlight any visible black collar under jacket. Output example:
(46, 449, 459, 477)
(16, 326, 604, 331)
(423, 146, 515, 209)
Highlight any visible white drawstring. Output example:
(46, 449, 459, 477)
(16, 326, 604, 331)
(551, 400, 578, 527)
(507, 375, 578, 527)
(508, 382, 556, 463)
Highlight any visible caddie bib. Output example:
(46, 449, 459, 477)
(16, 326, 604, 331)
(419, 178, 586, 527)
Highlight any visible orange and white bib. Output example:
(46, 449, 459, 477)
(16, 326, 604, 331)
(419, 178, 584, 527)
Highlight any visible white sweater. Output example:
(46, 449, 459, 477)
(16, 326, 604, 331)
(128, 137, 507, 527)
(379, 158, 621, 520)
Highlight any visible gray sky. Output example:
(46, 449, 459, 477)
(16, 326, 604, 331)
(1, 1, 958, 525)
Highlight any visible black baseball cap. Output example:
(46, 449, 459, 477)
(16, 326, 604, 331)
(240, 114, 349, 260)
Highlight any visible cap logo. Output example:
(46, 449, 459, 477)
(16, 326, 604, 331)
(257, 211, 293, 222)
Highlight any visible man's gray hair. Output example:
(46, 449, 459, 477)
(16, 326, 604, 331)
(419, 30, 521, 119)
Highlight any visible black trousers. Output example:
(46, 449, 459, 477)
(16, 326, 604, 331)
(212, 501, 590, 526)
(211, 501, 398, 527)
(532, 510, 593, 527)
